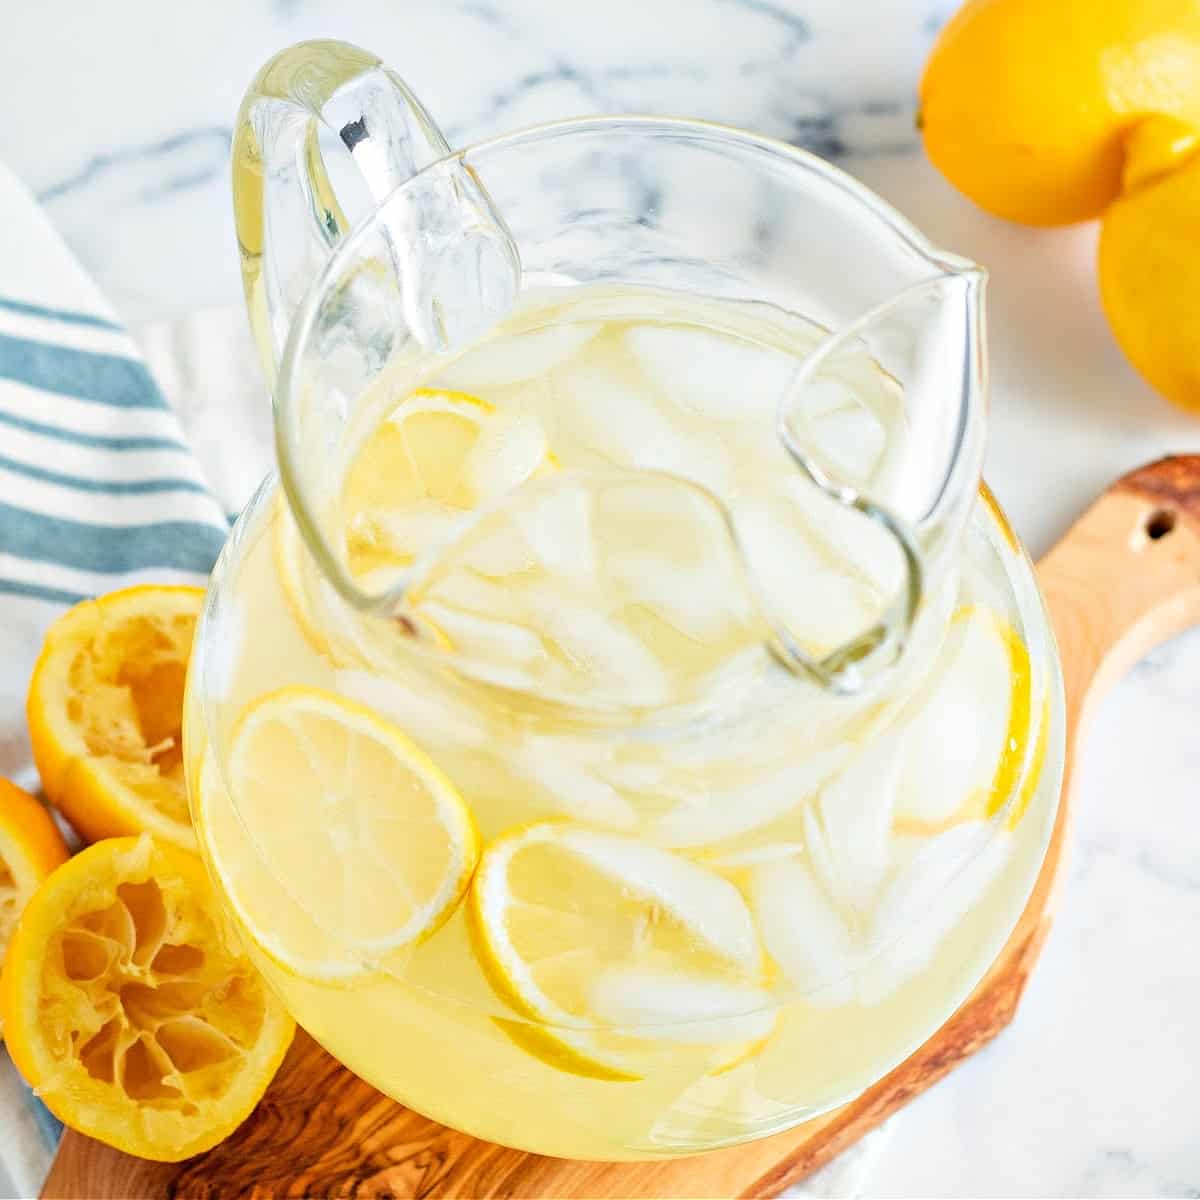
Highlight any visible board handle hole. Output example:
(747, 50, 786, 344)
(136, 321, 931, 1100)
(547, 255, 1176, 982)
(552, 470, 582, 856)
(1145, 509, 1177, 540)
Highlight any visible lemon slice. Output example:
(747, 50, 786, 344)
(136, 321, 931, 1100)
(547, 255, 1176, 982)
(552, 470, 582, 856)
(343, 388, 552, 579)
(193, 753, 370, 985)
(27, 586, 204, 850)
(0, 778, 69, 971)
(470, 822, 772, 1080)
(225, 687, 478, 974)
(0, 835, 294, 1161)
(277, 389, 554, 657)
(892, 604, 1036, 835)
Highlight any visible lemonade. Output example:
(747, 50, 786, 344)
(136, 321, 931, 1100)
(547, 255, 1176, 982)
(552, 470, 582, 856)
(184, 287, 1063, 1159)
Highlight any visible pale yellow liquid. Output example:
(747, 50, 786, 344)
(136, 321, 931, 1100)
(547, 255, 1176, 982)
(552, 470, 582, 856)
(185, 289, 1062, 1158)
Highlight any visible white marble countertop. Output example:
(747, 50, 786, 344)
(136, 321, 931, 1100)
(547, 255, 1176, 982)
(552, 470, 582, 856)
(3, 1, 1199, 1195)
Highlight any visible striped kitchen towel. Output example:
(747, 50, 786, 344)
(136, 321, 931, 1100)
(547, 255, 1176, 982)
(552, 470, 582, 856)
(0, 159, 229, 1199)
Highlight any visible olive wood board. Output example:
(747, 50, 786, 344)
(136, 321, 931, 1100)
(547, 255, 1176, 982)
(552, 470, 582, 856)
(42, 455, 1200, 1199)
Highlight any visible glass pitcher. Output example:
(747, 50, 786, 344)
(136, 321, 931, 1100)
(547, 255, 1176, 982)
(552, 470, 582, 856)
(183, 40, 1065, 1159)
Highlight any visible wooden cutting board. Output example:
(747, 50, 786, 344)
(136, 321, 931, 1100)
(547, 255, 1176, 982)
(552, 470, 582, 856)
(43, 456, 1200, 1199)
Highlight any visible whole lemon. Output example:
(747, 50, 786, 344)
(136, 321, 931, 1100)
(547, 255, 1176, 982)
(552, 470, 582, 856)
(1100, 140, 1200, 411)
(920, 0, 1200, 226)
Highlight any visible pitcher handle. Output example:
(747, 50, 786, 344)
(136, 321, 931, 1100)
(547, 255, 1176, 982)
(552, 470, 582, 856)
(232, 39, 517, 385)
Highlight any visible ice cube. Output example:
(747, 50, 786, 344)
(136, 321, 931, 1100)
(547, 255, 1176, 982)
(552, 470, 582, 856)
(780, 475, 901, 596)
(802, 393, 887, 485)
(701, 842, 808, 869)
(808, 733, 904, 913)
(653, 660, 842, 773)
(431, 322, 602, 390)
(598, 759, 670, 793)
(418, 566, 515, 616)
(608, 550, 748, 642)
(750, 856, 857, 1006)
(858, 825, 1013, 1004)
(464, 408, 550, 499)
(562, 830, 761, 971)
(409, 480, 594, 594)
(590, 472, 747, 599)
(420, 602, 547, 667)
(553, 360, 732, 496)
(588, 969, 776, 1044)
(625, 325, 797, 423)
(780, 337, 909, 496)
(647, 743, 851, 849)
(442, 512, 540, 578)
(591, 471, 718, 553)
(893, 611, 1014, 827)
(780, 358, 897, 486)
(358, 500, 466, 558)
(513, 737, 639, 830)
(533, 599, 670, 708)
(512, 479, 598, 582)
(734, 492, 881, 653)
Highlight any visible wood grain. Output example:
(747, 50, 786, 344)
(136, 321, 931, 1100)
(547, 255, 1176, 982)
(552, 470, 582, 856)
(43, 457, 1200, 1199)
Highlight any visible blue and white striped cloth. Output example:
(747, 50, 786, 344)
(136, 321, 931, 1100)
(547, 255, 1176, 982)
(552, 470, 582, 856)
(0, 160, 229, 1198)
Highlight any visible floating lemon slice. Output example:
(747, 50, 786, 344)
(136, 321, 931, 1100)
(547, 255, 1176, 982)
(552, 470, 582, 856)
(0, 835, 294, 1161)
(26, 586, 204, 850)
(193, 753, 370, 985)
(892, 604, 1038, 835)
(343, 388, 552, 579)
(276, 388, 554, 656)
(0, 779, 69, 976)
(223, 687, 479, 977)
(469, 822, 773, 1081)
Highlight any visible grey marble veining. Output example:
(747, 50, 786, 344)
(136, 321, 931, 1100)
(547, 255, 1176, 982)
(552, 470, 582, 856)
(0, 0, 951, 320)
(4, 1, 1200, 1195)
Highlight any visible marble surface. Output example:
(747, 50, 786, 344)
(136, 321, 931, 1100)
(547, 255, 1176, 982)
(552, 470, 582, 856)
(3, 1, 1200, 1195)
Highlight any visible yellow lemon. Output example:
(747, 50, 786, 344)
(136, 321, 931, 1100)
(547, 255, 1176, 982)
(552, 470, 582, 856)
(1099, 148, 1200, 412)
(27, 587, 204, 850)
(920, 0, 1200, 225)
(0, 779, 70, 979)
(0, 835, 293, 1161)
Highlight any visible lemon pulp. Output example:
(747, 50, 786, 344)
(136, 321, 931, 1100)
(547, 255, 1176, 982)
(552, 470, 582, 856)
(27, 586, 204, 850)
(0, 836, 293, 1161)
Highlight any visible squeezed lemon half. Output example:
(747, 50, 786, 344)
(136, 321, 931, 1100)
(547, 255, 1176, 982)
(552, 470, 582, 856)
(0, 835, 293, 1161)
(26, 586, 204, 850)
(0, 778, 69, 975)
